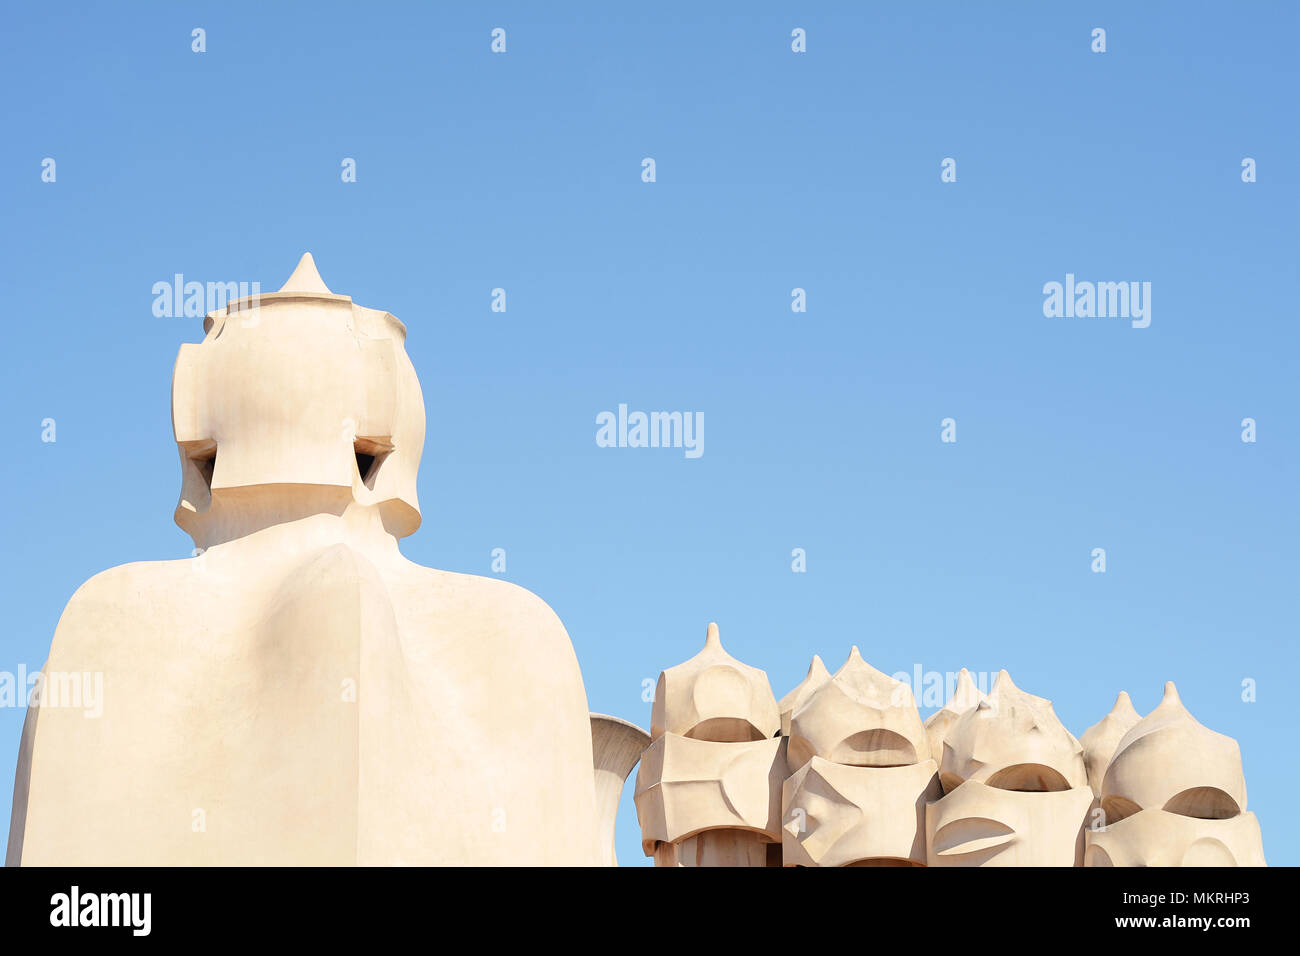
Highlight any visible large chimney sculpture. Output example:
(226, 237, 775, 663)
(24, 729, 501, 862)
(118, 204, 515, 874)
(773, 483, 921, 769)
(8, 255, 645, 866)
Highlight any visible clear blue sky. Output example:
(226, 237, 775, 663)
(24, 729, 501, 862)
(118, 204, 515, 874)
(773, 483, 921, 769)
(1, 2, 1295, 866)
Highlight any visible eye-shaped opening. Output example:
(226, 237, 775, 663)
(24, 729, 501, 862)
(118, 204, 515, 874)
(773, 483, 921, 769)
(1163, 787, 1240, 820)
(182, 440, 218, 491)
(831, 729, 917, 768)
(1100, 794, 1143, 825)
(685, 717, 767, 743)
(353, 437, 393, 491)
(985, 763, 1071, 793)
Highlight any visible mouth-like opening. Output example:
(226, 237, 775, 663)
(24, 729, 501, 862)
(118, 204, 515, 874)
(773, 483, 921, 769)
(353, 437, 393, 490)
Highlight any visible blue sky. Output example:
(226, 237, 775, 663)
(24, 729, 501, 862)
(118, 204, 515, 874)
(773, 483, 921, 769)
(1, 2, 1296, 866)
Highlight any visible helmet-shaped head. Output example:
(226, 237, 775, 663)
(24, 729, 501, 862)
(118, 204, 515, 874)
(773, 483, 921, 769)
(171, 254, 425, 549)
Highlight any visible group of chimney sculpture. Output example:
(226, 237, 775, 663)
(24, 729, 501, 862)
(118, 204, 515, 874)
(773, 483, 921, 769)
(635, 624, 1266, 867)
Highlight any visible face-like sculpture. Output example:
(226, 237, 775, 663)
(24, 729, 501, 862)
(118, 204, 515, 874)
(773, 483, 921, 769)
(171, 254, 425, 549)
(639, 623, 784, 866)
(926, 780, 1093, 867)
(782, 757, 939, 866)
(779, 648, 938, 866)
(787, 646, 931, 769)
(926, 671, 1092, 866)
(939, 670, 1087, 793)
(634, 733, 786, 857)
(1100, 682, 1245, 823)
(1085, 809, 1266, 867)
(1086, 682, 1265, 866)
(651, 623, 780, 743)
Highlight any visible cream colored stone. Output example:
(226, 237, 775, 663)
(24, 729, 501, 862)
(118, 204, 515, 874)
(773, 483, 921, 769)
(650, 623, 779, 743)
(637, 647, 1265, 867)
(782, 757, 939, 867)
(777, 654, 830, 737)
(634, 733, 785, 857)
(1085, 808, 1266, 867)
(172, 253, 422, 549)
(653, 830, 772, 867)
(7, 255, 603, 866)
(926, 780, 1093, 867)
(788, 646, 930, 770)
(1091, 683, 1264, 866)
(1101, 682, 1247, 824)
(590, 713, 650, 867)
(639, 624, 782, 867)
(1079, 691, 1141, 796)
(922, 667, 984, 772)
(939, 669, 1086, 793)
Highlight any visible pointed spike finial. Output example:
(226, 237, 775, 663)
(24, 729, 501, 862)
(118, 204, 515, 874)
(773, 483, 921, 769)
(278, 252, 333, 295)
(1161, 681, 1181, 706)
(950, 668, 981, 708)
(704, 622, 721, 649)
(1111, 690, 1136, 714)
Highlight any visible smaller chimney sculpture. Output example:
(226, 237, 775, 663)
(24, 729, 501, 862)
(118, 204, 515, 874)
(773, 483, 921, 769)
(927, 670, 1093, 866)
(634, 624, 785, 866)
(782, 647, 940, 866)
(1085, 682, 1265, 866)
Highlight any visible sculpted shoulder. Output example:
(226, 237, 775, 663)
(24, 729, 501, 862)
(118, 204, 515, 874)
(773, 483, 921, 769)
(58, 557, 204, 622)
(379, 562, 600, 864)
(391, 562, 585, 676)
(48, 557, 218, 661)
